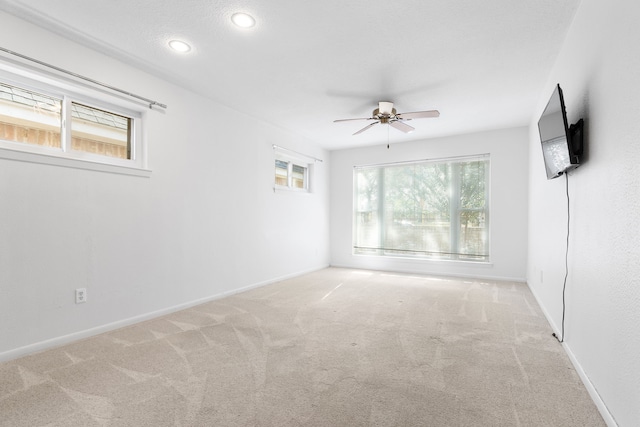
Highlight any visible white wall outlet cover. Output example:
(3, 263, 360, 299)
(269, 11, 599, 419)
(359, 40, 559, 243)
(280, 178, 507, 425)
(75, 288, 87, 304)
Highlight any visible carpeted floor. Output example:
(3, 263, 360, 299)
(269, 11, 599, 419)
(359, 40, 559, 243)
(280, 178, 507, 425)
(0, 268, 605, 426)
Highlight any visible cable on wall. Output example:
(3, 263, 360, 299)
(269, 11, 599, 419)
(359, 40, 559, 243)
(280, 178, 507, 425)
(0, 46, 167, 110)
(553, 172, 570, 343)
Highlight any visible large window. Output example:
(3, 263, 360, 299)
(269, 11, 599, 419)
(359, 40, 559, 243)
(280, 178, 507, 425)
(354, 155, 490, 261)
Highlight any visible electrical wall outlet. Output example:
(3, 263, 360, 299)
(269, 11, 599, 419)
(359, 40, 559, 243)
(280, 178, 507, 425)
(75, 288, 87, 304)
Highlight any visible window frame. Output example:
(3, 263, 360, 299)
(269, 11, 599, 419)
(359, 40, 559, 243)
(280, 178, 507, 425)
(0, 61, 149, 176)
(352, 154, 490, 262)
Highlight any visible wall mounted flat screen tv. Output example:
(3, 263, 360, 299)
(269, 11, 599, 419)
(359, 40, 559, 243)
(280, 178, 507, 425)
(538, 84, 582, 180)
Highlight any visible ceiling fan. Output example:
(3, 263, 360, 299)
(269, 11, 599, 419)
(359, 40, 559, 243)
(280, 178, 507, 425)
(334, 101, 440, 135)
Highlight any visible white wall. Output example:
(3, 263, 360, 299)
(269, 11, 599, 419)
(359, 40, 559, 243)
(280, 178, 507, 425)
(330, 127, 529, 281)
(527, 0, 640, 425)
(0, 12, 330, 360)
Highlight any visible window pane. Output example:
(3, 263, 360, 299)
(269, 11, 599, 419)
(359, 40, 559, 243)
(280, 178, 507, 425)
(459, 161, 486, 209)
(458, 160, 488, 259)
(382, 163, 451, 258)
(0, 83, 62, 148)
(354, 168, 380, 253)
(291, 164, 306, 189)
(71, 102, 131, 159)
(275, 159, 288, 186)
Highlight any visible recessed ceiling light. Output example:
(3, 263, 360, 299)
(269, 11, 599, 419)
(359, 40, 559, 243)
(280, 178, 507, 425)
(168, 40, 191, 53)
(231, 12, 255, 28)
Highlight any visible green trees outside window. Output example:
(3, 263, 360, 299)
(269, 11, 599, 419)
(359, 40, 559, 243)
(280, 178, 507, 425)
(354, 155, 489, 261)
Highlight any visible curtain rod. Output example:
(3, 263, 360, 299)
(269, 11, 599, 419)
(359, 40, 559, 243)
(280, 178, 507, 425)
(0, 46, 167, 110)
(354, 153, 489, 169)
(273, 144, 323, 163)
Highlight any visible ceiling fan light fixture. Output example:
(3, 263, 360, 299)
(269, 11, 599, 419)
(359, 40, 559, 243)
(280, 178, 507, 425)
(231, 12, 256, 28)
(378, 101, 394, 115)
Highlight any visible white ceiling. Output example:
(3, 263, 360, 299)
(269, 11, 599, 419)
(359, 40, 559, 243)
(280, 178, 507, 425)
(0, 0, 581, 150)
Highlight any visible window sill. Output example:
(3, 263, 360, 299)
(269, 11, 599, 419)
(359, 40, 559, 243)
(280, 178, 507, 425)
(273, 185, 311, 194)
(0, 147, 151, 177)
(353, 252, 493, 266)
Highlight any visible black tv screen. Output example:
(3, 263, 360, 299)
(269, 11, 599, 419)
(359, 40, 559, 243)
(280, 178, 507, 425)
(538, 84, 580, 179)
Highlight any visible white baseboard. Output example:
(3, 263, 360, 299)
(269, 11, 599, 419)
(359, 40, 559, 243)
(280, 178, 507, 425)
(329, 262, 526, 283)
(0, 264, 329, 363)
(562, 342, 618, 427)
(526, 282, 618, 427)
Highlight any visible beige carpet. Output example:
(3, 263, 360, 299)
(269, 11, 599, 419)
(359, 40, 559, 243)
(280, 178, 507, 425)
(0, 268, 605, 426)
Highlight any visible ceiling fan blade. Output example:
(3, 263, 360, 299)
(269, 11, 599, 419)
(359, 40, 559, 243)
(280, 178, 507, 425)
(389, 120, 415, 133)
(396, 110, 440, 120)
(334, 117, 374, 123)
(353, 121, 379, 135)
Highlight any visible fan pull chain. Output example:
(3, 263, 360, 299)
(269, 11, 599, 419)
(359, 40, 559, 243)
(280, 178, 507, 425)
(387, 123, 390, 149)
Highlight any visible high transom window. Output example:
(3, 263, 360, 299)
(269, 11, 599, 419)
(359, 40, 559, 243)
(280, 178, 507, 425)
(353, 155, 490, 261)
(0, 82, 134, 160)
(0, 70, 146, 175)
(274, 158, 309, 191)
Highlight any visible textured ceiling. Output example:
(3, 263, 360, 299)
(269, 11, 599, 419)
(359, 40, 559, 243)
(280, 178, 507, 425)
(0, 0, 581, 150)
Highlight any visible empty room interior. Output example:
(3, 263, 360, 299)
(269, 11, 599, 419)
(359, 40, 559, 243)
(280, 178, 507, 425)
(0, 1, 638, 426)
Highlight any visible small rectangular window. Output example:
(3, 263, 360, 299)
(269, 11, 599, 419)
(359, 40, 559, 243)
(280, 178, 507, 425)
(0, 75, 146, 174)
(274, 157, 310, 191)
(0, 83, 62, 149)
